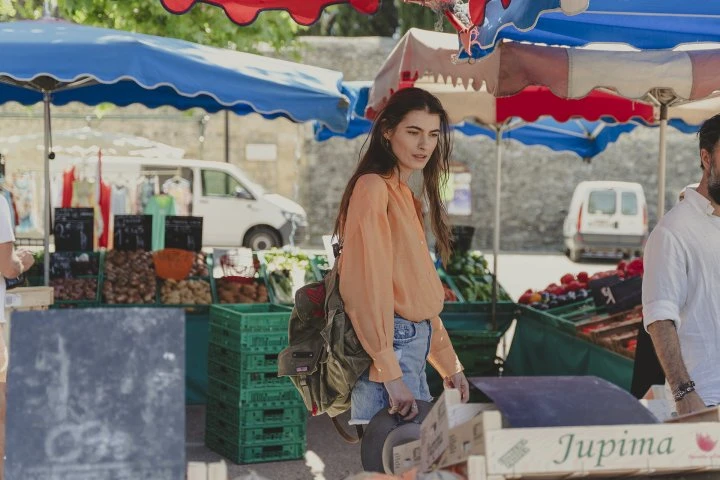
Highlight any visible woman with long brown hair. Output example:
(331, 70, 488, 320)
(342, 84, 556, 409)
(335, 87, 469, 425)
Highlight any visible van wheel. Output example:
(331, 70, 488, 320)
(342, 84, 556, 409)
(244, 227, 281, 251)
(569, 249, 582, 263)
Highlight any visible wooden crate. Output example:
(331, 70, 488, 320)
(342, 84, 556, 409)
(463, 408, 720, 479)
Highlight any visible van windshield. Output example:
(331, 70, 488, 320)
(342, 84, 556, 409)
(621, 192, 638, 215)
(588, 190, 616, 215)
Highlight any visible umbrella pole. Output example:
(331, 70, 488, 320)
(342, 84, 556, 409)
(657, 104, 668, 219)
(43, 92, 51, 286)
(491, 127, 502, 331)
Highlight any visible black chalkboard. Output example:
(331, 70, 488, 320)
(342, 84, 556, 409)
(114, 215, 153, 251)
(164, 216, 203, 252)
(54, 208, 94, 252)
(5, 308, 186, 480)
(49, 252, 99, 279)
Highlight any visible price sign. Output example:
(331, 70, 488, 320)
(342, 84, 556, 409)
(53, 208, 94, 252)
(164, 216, 203, 252)
(590, 274, 642, 314)
(114, 215, 153, 251)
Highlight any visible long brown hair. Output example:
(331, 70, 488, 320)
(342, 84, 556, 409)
(333, 87, 453, 264)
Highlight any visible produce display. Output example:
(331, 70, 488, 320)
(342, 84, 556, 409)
(161, 279, 212, 305)
(445, 250, 488, 276)
(189, 252, 210, 277)
(518, 271, 592, 310)
(576, 306, 643, 358)
(444, 250, 511, 302)
(216, 278, 268, 304)
(520, 258, 646, 358)
(520, 258, 644, 311)
(262, 248, 315, 304)
(103, 250, 156, 304)
(51, 278, 97, 301)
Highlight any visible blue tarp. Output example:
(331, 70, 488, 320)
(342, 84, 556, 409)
(0, 20, 351, 132)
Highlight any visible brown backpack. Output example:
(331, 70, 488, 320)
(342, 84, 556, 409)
(277, 252, 372, 442)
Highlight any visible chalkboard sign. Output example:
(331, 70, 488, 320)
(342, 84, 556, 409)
(589, 274, 622, 309)
(5, 308, 185, 480)
(49, 252, 98, 279)
(54, 208, 94, 252)
(590, 274, 642, 314)
(114, 215, 153, 251)
(164, 216, 203, 252)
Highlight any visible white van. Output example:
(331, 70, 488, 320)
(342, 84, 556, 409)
(50, 156, 308, 249)
(562, 181, 648, 262)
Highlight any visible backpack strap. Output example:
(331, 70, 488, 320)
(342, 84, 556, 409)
(331, 417, 364, 444)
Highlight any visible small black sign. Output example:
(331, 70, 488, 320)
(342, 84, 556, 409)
(114, 215, 153, 251)
(590, 275, 642, 314)
(49, 252, 98, 279)
(53, 208, 94, 252)
(5, 308, 185, 480)
(589, 274, 622, 309)
(164, 216, 203, 252)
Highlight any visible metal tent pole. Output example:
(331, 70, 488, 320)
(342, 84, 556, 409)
(43, 92, 52, 286)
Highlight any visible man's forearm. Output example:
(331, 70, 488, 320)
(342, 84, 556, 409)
(647, 320, 691, 390)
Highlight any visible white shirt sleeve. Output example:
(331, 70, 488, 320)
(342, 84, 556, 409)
(0, 194, 15, 244)
(642, 225, 687, 330)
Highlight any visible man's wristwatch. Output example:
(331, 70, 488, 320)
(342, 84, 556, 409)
(673, 380, 696, 401)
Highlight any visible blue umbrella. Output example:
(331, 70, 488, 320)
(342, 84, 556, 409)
(455, 118, 637, 160)
(467, 0, 720, 58)
(315, 86, 638, 160)
(0, 19, 351, 283)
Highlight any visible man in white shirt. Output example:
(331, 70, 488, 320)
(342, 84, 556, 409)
(643, 114, 720, 416)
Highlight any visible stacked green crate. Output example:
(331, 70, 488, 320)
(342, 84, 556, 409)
(205, 304, 307, 464)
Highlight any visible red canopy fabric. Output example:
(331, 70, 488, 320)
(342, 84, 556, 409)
(160, 0, 379, 26)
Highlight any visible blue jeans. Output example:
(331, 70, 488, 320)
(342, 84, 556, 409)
(349, 316, 433, 425)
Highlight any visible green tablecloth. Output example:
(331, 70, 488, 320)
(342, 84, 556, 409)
(505, 310, 634, 391)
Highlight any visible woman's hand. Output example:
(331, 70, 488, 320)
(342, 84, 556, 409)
(384, 378, 419, 420)
(444, 371, 470, 403)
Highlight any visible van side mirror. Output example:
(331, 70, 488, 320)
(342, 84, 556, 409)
(234, 187, 253, 200)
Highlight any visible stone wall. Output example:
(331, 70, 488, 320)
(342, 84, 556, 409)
(0, 35, 705, 251)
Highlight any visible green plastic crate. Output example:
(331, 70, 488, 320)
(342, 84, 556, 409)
(210, 304, 291, 332)
(205, 414, 306, 446)
(208, 360, 288, 389)
(205, 430, 305, 464)
(205, 395, 307, 426)
(208, 343, 279, 372)
(209, 324, 288, 353)
(207, 379, 302, 407)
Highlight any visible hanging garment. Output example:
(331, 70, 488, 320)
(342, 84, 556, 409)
(62, 167, 76, 208)
(144, 194, 176, 251)
(136, 177, 156, 214)
(10, 172, 39, 233)
(99, 181, 112, 248)
(71, 179, 95, 208)
(162, 177, 192, 216)
(111, 185, 130, 216)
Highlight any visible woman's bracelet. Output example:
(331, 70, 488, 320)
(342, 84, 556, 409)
(673, 380, 696, 401)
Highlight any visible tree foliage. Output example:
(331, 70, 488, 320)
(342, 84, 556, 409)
(301, 0, 452, 37)
(0, 0, 300, 51)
